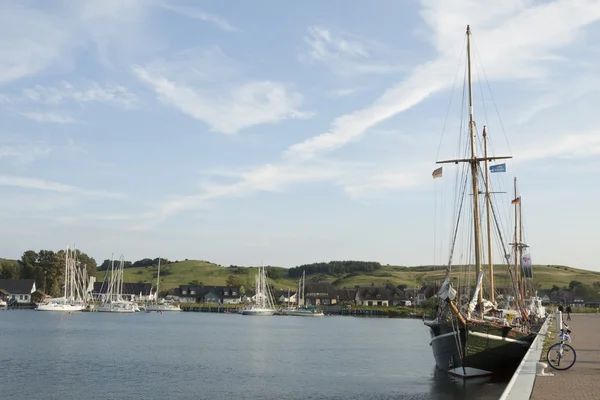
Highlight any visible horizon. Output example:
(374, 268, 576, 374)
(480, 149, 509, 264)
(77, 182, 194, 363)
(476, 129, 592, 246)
(1, 1, 599, 271)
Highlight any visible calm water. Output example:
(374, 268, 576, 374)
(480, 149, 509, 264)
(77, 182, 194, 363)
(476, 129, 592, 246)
(1, 311, 508, 399)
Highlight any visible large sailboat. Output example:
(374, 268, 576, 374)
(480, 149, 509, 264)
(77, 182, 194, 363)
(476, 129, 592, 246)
(37, 245, 91, 312)
(145, 257, 181, 312)
(240, 265, 276, 316)
(423, 25, 538, 378)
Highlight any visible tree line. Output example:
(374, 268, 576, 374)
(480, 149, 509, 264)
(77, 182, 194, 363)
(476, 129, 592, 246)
(287, 261, 382, 278)
(97, 257, 171, 271)
(0, 249, 97, 297)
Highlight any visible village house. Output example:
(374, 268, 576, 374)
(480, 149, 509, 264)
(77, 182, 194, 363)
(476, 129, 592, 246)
(303, 280, 337, 305)
(0, 279, 39, 304)
(354, 283, 408, 307)
(175, 285, 242, 304)
(92, 282, 153, 302)
(273, 289, 296, 305)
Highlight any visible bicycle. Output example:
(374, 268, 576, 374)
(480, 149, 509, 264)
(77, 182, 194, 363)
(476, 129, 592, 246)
(546, 320, 577, 371)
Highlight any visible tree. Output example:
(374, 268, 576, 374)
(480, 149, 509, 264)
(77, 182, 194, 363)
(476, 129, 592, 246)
(189, 280, 203, 286)
(226, 275, 242, 287)
(551, 285, 560, 293)
(0, 261, 20, 279)
(568, 280, 583, 291)
(239, 285, 246, 295)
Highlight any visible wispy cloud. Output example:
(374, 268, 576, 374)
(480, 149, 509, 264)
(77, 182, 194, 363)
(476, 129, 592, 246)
(0, 143, 52, 163)
(327, 88, 362, 97)
(0, 175, 123, 198)
(160, 4, 236, 32)
(300, 26, 402, 76)
(133, 48, 311, 134)
(20, 111, 78, 124)
(19, 81, 137, 109)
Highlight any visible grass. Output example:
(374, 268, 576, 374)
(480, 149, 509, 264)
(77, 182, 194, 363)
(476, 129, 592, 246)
(95, 260, 600, 292)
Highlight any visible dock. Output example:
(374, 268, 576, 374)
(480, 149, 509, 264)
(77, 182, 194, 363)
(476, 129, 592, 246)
(529, 314, 600, 400)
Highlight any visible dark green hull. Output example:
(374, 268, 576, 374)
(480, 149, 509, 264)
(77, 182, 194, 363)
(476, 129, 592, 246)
(426, 319, 536, 375)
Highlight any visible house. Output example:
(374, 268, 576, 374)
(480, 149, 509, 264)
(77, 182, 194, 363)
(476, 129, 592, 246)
(303, 281, 337, 305)
(175, 285, 242, 304)
(241, 290, 256, 304)
(92, 282, 153, 302)
(0, 279, 37, 304)
(274, 289, 296, 304)
(354, 283, 408, 307)
(336, 288, 358, 305)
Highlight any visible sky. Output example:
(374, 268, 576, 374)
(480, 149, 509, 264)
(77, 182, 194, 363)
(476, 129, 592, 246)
(1, 0, 600, 271)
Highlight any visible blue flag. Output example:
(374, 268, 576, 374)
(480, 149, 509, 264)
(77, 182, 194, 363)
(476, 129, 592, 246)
(489, 163, 506, 173)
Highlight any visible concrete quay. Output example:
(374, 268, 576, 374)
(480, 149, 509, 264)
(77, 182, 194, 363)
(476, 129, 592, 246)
(529, 314, 600, 400)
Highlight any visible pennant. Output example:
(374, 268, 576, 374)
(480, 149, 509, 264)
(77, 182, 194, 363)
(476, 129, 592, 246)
(511, 197, 521, 204)
(432, 167, 442, 179)
(489, 163, 506, 173)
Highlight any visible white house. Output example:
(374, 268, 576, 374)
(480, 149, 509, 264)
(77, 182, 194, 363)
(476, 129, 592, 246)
(0, 279, 37, 304)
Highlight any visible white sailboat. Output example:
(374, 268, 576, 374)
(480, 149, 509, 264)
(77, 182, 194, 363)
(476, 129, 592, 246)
(241, 265, 276, 316)
(145, 257, 181, 312)
(37, 245, 89, 312)
(282, 271, 324, 317)
(96, 255, 138, 313)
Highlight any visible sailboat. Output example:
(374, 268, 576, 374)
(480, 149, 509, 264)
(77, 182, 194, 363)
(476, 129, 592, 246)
(240, 265, 276, 316)
(37, 245, 90, 312)
(282, 270, 324, 317)
(96, 255, 138, 313)
(423, 25, 538, 378)
(145, 257, 181, 312)
(510, 179, 546, 324)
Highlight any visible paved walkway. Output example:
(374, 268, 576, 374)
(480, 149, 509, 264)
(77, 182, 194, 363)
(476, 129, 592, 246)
(530, 314, 600, 400)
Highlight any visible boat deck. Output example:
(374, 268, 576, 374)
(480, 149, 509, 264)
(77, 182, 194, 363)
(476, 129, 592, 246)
(530, 313, 600, 400)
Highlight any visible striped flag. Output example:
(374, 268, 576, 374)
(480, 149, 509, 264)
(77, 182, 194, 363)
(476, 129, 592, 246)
(432, 167, 442, 179)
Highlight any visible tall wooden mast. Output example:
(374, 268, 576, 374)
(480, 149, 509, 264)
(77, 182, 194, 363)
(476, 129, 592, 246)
(483, 126, 495, 304)
(513, 177, 521, 307)
(435, 25, 512, 313)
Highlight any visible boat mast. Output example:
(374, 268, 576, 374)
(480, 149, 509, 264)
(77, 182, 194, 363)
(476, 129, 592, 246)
(518, 198, 526, 300)
(156, 257, 161, 304)
(466, 25, 484, 308)
(483, 126, 495, 304)
(513, 177, 521, 308)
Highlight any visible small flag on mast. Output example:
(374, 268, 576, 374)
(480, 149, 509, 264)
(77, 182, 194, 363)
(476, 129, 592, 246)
(511, 196, 521, 204)
(489, 163, 506, 173)
(432, 167, 442, 179)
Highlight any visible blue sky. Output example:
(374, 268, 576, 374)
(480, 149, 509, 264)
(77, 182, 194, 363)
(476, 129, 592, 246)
(1, 0, 600, 271)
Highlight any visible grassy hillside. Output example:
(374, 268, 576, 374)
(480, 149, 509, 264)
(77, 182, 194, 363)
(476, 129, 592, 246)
(108, 260, 600, 292)
(4, 255, 600, 291)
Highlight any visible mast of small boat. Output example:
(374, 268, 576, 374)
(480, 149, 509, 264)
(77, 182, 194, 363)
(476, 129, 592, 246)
(518, 195, 526, 301)
(466, 25, 484, 309)
(482, 126, 495, 304)
(156, 257, 161, 304)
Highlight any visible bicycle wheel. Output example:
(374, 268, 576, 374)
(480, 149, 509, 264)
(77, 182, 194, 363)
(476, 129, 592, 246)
(547, 343, 577, 371)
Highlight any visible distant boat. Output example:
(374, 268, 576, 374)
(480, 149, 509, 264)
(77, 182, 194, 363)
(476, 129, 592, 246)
(37, 245, 89, 312)
(145, 257, 182, 312)
(240, 265, 276, 316)
(96, 254, 137, 313)
(282, 271, 324, 317)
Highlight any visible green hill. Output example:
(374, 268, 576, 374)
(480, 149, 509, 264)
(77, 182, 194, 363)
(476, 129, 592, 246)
(111, 260, 600, 292)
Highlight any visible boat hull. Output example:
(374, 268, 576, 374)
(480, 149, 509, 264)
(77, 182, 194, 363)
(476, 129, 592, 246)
(36, 303, 86, 312)
(240, 308, 275, 316)
(426, 319, 535, 375)
(283, 310, 324, 317)
(145, 304, 182, 312)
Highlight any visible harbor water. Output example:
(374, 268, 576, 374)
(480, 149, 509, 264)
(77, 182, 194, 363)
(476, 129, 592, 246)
(1, 311, 509, 399)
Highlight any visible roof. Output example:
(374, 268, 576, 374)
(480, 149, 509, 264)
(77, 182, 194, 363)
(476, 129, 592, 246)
(0, 279, 36, 294)
(93, 282, 153, 295)
(336, 288, 357, 301)
(304, 282, 337, 298)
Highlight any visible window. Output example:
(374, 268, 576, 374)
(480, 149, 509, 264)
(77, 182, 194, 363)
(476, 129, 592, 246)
(190, 290, 195, 295)
(224, 291, 229, 295)
(232, 291, 237, 296)
(20, 295, 24, 300)
(182, 290, 187, 295)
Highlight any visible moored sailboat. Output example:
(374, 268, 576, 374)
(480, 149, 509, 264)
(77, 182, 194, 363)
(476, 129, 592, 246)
(240, 265, 276, 316)
(145, 257, 181, 312)
(423, 25, 538, 378)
